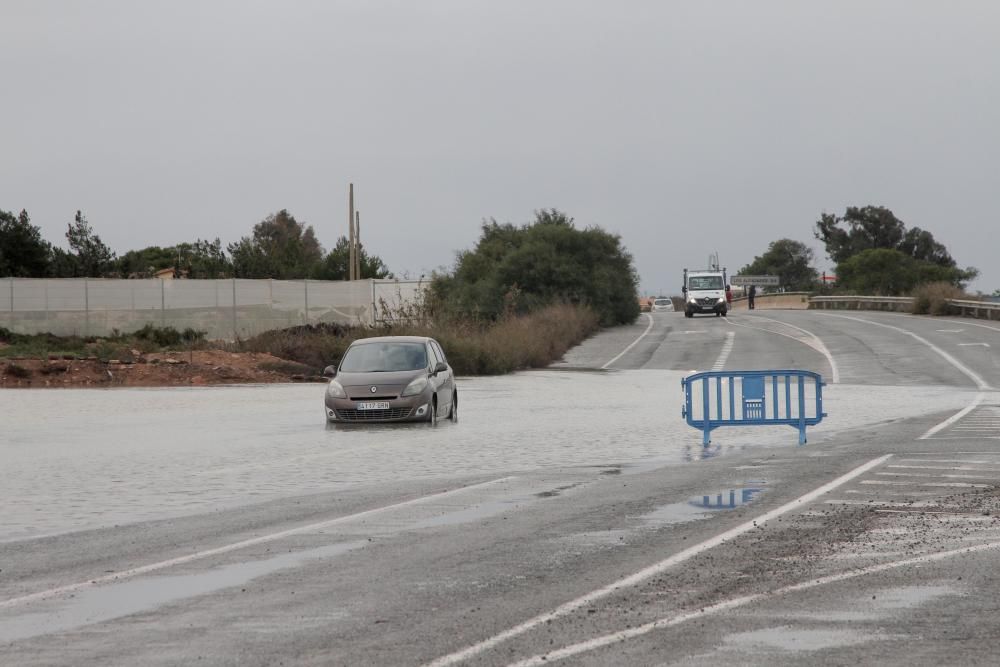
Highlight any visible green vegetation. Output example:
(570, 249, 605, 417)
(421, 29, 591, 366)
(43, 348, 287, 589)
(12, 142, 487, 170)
(815, 206, 977, 295)
(428, 209, 639, 326)
(0, 206, 393, 280)
(738, 239, 818, 291)
(0, 325, 205, 362)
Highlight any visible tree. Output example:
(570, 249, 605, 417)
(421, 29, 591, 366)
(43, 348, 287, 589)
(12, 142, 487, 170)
(815, 205, 977, 291)
(314, 236, 392, 280)
(738, 239, 818, 291)
(228, 209, 323, 279)
(0, 209, 51, 277)
(836, 248, 973, 296)
(65, 210, 116, 277)
(430, 208, 640, 325)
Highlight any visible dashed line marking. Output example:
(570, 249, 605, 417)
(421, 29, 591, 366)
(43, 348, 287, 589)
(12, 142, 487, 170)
(711, 332, 735, 371)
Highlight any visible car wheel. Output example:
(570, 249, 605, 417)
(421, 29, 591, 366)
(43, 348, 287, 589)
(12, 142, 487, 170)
(449, 392, 458, 422)
(427, 399, 438, 426)
(685, 310, 693, 318)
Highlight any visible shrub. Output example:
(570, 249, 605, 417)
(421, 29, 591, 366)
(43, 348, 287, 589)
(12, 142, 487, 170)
(911, 282, 964, 316)
(132, 324, 206, 348)
(5, 363, 31, 378)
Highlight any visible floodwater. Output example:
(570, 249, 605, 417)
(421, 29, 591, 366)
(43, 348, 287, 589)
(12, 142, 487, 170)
(0, 370, 976, 541)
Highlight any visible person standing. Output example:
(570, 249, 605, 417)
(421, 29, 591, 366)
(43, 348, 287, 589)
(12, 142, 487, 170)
(748, 284, 757, 310)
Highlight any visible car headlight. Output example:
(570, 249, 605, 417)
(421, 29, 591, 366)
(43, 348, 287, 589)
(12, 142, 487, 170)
(326, 380, 346, 398)
(401, 376, 428, 397)
(716, 297, 725, 304)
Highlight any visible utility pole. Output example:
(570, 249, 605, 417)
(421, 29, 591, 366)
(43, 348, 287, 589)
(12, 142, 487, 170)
(355, 210, 361, 280)
(348, 183, 356, 280)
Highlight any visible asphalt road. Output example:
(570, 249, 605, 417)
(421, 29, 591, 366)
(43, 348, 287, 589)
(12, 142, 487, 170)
(3, 310, 1000, 666)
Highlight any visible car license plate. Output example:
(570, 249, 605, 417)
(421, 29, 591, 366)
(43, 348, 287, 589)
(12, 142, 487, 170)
(357, 401, 390, 410)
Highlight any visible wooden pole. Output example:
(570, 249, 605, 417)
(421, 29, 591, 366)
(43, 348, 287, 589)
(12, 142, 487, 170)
(355, 210, 361, 280)
(348, 183, 356, 281)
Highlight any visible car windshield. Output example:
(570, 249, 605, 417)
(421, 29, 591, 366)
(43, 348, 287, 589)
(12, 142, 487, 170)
(654, 299, 670, 306)
(688, 276, 724, 290)
(340, 342, 427, 372)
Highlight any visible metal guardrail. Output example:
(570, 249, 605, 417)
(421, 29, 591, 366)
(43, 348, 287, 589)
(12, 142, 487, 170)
(682, 370, 827, 445)
(809, 295, 1000, 320)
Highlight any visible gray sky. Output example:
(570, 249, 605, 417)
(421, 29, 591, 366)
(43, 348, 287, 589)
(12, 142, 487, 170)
(3, 1, 998, 294)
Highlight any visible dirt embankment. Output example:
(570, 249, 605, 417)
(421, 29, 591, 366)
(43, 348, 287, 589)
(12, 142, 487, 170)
(0, 349, 326, 388)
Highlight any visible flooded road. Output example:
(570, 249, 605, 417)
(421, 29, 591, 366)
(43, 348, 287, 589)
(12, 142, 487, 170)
(5, 311, 1000, 666)
(0, 371, 973, 542)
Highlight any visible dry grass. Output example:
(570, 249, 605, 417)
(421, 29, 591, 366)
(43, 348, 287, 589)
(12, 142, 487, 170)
(910, 282, 966, 315)
(235, 304, 601, 375)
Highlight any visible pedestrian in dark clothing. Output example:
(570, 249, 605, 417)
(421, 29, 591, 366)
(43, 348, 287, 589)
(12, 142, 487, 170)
(748, 284, 756, 310)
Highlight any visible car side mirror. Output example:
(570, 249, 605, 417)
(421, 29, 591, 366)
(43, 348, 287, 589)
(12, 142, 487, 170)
(323, 365, 337, 377)
(433, 361, 448, 375)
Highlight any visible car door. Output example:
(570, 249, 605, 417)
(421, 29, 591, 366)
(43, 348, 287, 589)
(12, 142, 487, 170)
(429, 339, 453, 413)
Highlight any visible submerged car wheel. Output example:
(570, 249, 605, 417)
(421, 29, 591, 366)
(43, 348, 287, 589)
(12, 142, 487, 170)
(427, 399, 438, 425)
(449, 392, 458, 422)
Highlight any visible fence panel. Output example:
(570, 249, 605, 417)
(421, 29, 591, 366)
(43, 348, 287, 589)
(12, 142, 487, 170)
(2, 278, 426, 340)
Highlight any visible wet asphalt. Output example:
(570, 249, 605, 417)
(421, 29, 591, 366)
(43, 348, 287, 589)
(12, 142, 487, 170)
(3, 310, 1000, 665)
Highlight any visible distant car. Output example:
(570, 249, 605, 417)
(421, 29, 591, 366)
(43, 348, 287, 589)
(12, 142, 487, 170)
(323, 336, 457, 424)
(651, 297, 675, 312)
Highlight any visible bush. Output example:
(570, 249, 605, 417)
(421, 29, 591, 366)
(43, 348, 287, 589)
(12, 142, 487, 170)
(133, 324, 206, 347)
(911, 282, 964, 316)
(5, 362, 31, 378)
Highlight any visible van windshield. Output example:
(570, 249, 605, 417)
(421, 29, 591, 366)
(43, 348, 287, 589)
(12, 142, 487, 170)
(688, 276, 724, 290)
(340, 342, 427, 372)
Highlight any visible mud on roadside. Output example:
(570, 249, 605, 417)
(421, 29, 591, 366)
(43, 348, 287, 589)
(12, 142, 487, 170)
(0, 350, 327, 388)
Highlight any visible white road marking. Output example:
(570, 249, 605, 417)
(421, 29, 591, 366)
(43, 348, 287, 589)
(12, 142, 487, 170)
(0, 476, 515, 610)
(898, 458, 1000, 464)
(877, 472, 999, 480)
(859, 480, 990, 488)
(825, 499, 957, 507)
(505, 541, 1000, 667)
(819, 313, 991, 390)
(889, 464, 1000, 472)
(601, 313, 654, 369)
(732, 315, 841, 383)
(958, 343, 990, 347)
(424, 455, 892, 667)
(937, 329, 965, 333)
(921, 393, 986, 439)
(711, 332, 735, 371)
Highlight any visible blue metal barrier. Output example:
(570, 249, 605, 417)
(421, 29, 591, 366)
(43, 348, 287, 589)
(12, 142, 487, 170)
(681, 370, 827, 445)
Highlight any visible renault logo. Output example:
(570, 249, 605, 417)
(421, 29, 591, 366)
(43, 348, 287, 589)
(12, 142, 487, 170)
(370, 386, 377, 393)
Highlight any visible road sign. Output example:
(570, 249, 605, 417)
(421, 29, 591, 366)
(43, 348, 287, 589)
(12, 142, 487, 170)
(731, 275, 779, 286)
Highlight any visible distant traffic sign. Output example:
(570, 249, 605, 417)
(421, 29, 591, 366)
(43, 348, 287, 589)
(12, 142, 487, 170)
(731, 275, 779, 286)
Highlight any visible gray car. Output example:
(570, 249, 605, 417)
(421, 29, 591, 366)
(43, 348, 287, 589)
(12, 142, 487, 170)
(323, 336, 457, 424)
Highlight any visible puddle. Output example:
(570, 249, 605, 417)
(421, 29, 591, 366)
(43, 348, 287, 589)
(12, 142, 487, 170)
(0, 540, 365, 642)
(639, 485, 765, 526)
(781, 585, 961, 623)
(724, 625, 889, 652)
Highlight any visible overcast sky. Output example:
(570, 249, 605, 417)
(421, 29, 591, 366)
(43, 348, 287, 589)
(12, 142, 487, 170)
(3, 1, 998, 294)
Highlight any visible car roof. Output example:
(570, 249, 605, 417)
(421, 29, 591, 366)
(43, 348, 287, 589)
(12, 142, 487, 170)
(350, 335, 434, 346)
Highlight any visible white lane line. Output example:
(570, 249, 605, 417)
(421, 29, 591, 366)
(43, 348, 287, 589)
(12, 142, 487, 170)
(877, 472, 1000, 480)
(889, 464, 1000, 472)
(818, 314, 991, 390)
(734, 315, 841, 384)
(506, 541, 1000, 667)
(601, 313, 654, 369)
(899, 459, 1000, 464)
(921, 393, 986, 440)
(711, 331, 735, 371)
(825, 500, 958, 507)
(859, 480, 990, 488)
(0, 477, 515, 610)
(424, 455, 892, 667)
